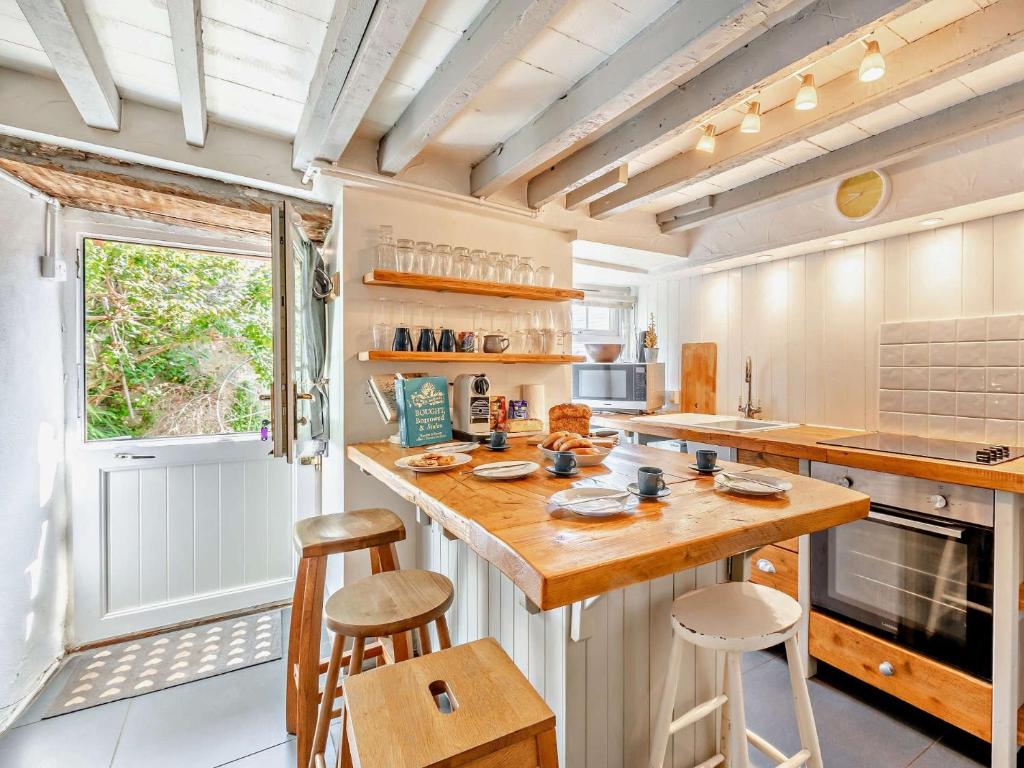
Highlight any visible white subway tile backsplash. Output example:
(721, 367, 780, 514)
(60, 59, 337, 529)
(880, 345, 904, 367)
(880, 367, 903, 389)
(957, 341, 986, 367)
(904, 344, 929, 367)
(879, 390, 903, 412)
(904, 321, 930, 343)
(880, 323, 904, 344)
(987, 368, 1019, 393)
(904, 368, 929, 391)
(987, 314, 1020, 340)
(879, 411, 903, 433)
(987, 340, 1019, 366)
(929, 343, 956, 367)
(903, 414, 929, 435)
(956, 367, 986, 392)
(904, 390, 929, 413)
(957, 317, 987, 341)
(986, 419, 1018, 445)
(986, 393, 1018, 420)
(929, 319, 957, 342)
(928, 391, 955, 416)
(928, 416, 955, 440)
(957, 392, 986, 418)
(956, 417, 986, 442)
(929, 367, 956, 391)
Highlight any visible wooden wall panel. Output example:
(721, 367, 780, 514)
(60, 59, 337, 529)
(994, 210, 1024, 314)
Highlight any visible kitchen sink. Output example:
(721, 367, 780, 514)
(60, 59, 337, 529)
(630, 413, 796, 433)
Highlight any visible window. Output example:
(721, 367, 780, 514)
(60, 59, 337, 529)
(83, 238, 272, 441)
(570, 288, 636, 357)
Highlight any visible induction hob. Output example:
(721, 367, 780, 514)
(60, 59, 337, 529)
(818, 432, 1024, 465)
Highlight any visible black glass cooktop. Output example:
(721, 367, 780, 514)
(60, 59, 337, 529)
(818, 432, 1024, 465)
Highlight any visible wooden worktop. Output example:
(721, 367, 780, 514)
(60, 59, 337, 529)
(347, 440, 867, 610)
(592, 413, 1024, 494)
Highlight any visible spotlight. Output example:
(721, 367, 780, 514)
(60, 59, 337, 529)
(919, 218, 943, 227)
(859, 39, 886, 83)
(696, 124, 717, 153)
(794, 74, 817, 111)
(740, 101, 761, 134)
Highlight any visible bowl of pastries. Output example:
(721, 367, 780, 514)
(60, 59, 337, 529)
(538, 431, 610, 466)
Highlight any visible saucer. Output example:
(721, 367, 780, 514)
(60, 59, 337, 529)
(688, 463, 723, 475)
(627, 482, 671, 499)
(485, 444, 511, 452)
(545, 466, 580, 477)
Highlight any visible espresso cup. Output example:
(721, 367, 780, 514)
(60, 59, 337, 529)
(695, 449, 718, 472)
(416, 327, 437, 352)
(553, 451, 577, 473)
(438, 328, 456, 353)
(489, 430, 508, 449)
(392, 326, 413, 352)
(637, 466, 666, 496)
(483, 334, 510, 353)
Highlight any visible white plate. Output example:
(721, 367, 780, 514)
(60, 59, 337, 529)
(395, 452, 472, 473)
(472, 460, 540, 480)
(431, 441, 480, 453)
(538, 445, 610, 467)
(549, 487, 636, 517)
(713, 472, 792, 496)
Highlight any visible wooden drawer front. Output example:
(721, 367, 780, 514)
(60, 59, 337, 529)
(809, 612, 992, 740)
(736, 449, 801, 474)
(749, 545, 797, 599)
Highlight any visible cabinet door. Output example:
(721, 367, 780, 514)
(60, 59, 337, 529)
(750, 544, 798, 599)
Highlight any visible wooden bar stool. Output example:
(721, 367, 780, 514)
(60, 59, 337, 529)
(650, 582, 823, 768)
(342, 637, 558, 768)
(287, 509, 406, 768)
(309, 569, 456, 768)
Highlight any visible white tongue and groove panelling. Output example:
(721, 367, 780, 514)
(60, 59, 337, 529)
(636, 209, 1024, 440)
(878, 315, 1024, 443)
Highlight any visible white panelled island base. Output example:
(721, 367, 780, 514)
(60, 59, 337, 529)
(418, 516, 726, 768)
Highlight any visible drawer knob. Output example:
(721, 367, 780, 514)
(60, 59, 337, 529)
(755, 558, 776, 575)
(928, 494, 948, 510)
(878, 661, 895, 677)
(838, 475, 853, 488)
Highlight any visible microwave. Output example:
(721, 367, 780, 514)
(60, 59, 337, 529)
(571, 362, 665, 414)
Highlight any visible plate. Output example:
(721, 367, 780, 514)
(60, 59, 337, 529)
(472, 460, 539, 480)
(545, 466, 579, 477)
(484, 444, 511, 452)
(627, 483, 671, 499)
(714, 472, 792, 496)
(432, 441, 480, 454)
(395, 452, 472, 473)
(538, 445, 610, 467)
(549, 487, 636, 517)
(688, 463, 723, 475)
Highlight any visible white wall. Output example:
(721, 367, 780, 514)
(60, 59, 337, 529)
(638, 210, 1024, 441)
(323, 186, 573, 587)
(0, 184, 67, 724)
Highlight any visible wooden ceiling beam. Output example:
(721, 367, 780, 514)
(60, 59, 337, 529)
(15, 0, 120, 130)
(378, 0, 569, 176)
(469, 0, 804, 199)
(592, 0, 1024, 219)
(527, 0, 929, 210)
(658, 80, 1024, 234)
(166, 0, 207, 148)
(565, 165, 628, 209)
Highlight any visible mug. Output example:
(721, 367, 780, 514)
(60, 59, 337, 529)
(416, 327, 437, 352)
(553, 451, 577, 473)
(637, 466, 666, 496)
(695, 449, 718, 472)
(489, 430, 508, 449)
(483, 334, 510, 353)
(392, 326, 413, 352)
(438, 328, 457, 353)
(458, 331, 476, 353)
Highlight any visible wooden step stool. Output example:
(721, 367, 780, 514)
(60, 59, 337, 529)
(343, 637, 558, 768)
(309, 569, 457, 768)
(287, 508, 406, 768)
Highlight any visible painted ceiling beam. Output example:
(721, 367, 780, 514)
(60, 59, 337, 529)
(292, 0, 377, 171)
(592, 0, 1024, 219)
(15, 0, 120, 130)
(166, 0, 207, 147)
(309, 0, 428, 169)
(565, 165, 628, 209)
(528, 0, 930, 210)
(378, 0, 570, 176)
(658, 79, 1024, 234)
(469, 0, 806, 199)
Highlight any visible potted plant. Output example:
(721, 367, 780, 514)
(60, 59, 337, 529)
(643, 314, 658, 363)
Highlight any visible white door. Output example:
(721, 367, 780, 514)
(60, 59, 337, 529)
(63, 210, 319, 644)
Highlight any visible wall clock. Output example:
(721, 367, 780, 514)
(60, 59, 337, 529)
(834, 169, 890, 221)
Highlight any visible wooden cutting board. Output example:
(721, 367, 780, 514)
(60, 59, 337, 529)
(680, 342, 717, 414)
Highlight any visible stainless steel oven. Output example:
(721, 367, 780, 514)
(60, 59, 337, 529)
(810, 463, 995, 680)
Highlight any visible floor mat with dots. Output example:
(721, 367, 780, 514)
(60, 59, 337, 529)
(44, 610, 282, 718)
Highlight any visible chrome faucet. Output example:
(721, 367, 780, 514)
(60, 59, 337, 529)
(738, 356, 762, 419)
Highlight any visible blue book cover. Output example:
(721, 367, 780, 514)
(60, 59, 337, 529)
(395, 376, 452, 448)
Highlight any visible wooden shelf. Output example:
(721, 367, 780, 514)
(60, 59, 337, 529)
(363, 270, 584, 302)
(357, 351, 583, 364)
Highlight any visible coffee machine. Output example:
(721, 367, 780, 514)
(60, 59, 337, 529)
(452, 373, 491, 438)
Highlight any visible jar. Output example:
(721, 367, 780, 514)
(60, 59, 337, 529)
(434, 244, 452, 276)
(396, 239, 415, 272)
(514, 255, 535, 285)
(535, 265, 553, 287)
(413, 242, 434, 275)
(375, 225, 397, 271)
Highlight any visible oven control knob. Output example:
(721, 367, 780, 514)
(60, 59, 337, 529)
(837, 475, 853, 488)
(928, 494, 948, 510)
(878, 661, 895, 677)
(755, 558, 776, 574)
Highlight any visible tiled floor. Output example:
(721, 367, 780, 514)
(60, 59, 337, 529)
(0, 625, 1013, 767)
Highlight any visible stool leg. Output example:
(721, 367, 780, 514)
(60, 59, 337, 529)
(296, 556, 327, 768)
(338, 638, 366, 768)
(537, 727, 559, 768)
(418, 624, 432, 655)
(308, 633, 345, 768)
(286, 556, 310, 734)
(649, 633, 685, 768)
(435, 614, 452, 650)
(723, 652, 749, 768)
(785, 636, 823, 768)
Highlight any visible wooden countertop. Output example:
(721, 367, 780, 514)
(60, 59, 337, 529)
(347, 440, 867, 610)
(593, 413, 1024, 494)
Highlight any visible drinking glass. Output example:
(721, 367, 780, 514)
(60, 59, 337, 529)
(434, 244, 452, 276)
(375, 225, 397, 271)
(470, 249, 487, 281)
(371, 297, 391, 350)
(487, 251, 502, 282)
(505, 253, 519, 272)
(480, 252, 497, 282)
(396, 239, 415, 272)
(473, 305, 488, 352)
(452, 247, 471, 279)
(514, 255, 535, 285)
(535, 265, 553, 287)
(413, 242, 434, 275)
(496, 255, 513, 284)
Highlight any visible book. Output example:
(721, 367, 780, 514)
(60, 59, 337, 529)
(395, 375, 453, 447)
(368, 373, 427, 423)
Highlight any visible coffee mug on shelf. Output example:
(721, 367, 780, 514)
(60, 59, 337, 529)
(458, 331, 476, 353)
(392, 326, 413, 352)
(553, 451, 577, 473)
(438, 328, 457, 353)
(489, 430, 508, 449)
(416, 327, 437, 352)
(483, 334, 510, 353)
(637, 466, 666, 496)
(695, 450, 718, 472)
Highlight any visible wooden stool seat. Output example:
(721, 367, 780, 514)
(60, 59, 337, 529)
(324, 569, 454, 638)
(293, 508, 404, 558)
(671, 581, 802, 652)
(343, 638, 558, 768)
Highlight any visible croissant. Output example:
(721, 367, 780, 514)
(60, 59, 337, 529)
(558, 437, 593, 451)
(541, 431, 574, 449)
(553, 434, 583, 451)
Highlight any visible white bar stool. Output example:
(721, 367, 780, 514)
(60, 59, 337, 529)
(650, 581, 823, 768)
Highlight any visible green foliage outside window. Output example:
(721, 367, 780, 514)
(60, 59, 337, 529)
(83, 238, 273, 441)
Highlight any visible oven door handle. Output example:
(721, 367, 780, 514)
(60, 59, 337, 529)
(867, 510, 964, 539)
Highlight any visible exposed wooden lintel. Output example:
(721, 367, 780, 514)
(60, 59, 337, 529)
(565, 164, 627, 209)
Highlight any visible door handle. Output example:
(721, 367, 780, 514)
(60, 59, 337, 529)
(296, 393, 314, 401)
(114, 453, 156, 460)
